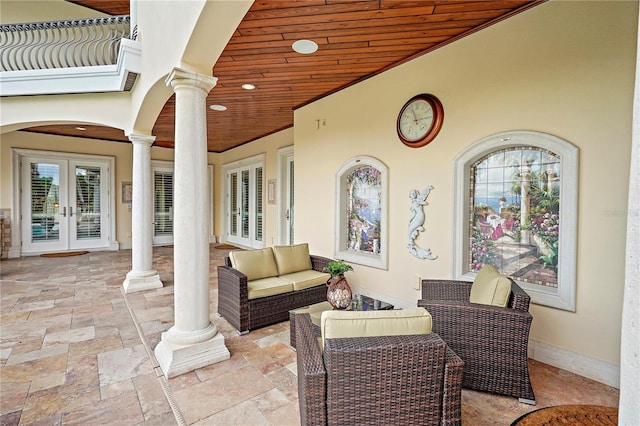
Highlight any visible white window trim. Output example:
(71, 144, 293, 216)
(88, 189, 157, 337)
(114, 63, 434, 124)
(222, 153, 265, 248)
(335, 156, 388, 270)
(453, 130, 578, 311)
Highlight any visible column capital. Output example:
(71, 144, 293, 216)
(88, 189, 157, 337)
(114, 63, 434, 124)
(165, 68, 218, 94)
(127, 133, 156, 146)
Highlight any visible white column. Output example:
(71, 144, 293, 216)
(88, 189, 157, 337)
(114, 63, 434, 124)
(123, 133, 163, 293)
(154, 68, 229, 378)
(619, 9, 640, 424)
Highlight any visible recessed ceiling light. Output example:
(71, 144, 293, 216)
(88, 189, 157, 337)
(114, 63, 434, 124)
(210, 104, 227, 111)
(292, 39, 318, 54)
(75, 126, 86, 131)
(241, 83, 256, 90)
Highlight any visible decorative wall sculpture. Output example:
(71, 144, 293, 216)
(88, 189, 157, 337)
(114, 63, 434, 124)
(408, 185, 437, 260)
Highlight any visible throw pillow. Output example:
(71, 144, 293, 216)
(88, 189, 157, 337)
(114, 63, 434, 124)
(469, 264, 511, 307)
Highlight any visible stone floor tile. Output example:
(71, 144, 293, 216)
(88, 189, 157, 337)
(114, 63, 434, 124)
(193, 400, 271, 426)
(0, 410, 21, 426)
(132, 372, 173, 421)
(97, 344, 153, 387)
(0, 353, 68, 384)
(173, 364, 274, 424)
(6, 344, 69, 366)
(61, 391, 144, 426)
(43, 326, 95, 346)
(99, 377, 136, 400)
(0, 381, 30, 416)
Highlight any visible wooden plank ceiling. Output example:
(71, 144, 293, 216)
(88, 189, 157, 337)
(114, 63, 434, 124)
(27, 0, 544, 152)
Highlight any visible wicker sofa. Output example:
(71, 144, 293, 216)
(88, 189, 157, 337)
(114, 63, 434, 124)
(217, 243, 332, 333)
(295, 308, 464, 425)
(417, 274, 535, 404)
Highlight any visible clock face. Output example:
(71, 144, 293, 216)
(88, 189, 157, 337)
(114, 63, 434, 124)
(397, 94, 444, 148)
(399, 99, 434, 142)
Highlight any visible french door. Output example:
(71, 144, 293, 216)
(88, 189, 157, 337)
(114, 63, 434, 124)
(226, 163, 263, 248)
(21, 155, 110, 253)
(153, 166, 174, 245)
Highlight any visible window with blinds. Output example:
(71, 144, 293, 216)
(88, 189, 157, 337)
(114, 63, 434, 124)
(30, 162, 60, 241)
(230, 172, 238, 236)
(241, 170, 250, 239)
(75, 165, 102, 240)
(154, 171, 173, 236)
(255, 167, 263, 241)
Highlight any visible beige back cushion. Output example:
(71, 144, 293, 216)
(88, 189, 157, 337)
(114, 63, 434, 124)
(320, 307, 432, 347)
(229, 248, 278, 281)
(469, 265, 512, 307)
(272, 243, 312, 275)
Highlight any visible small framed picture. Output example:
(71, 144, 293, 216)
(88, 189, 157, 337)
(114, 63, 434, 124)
(268, 179, 276, 204)
(122, 182, 133, 203)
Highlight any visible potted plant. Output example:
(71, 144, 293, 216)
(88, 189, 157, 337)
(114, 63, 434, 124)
(323, 260, 353, 310)
(324, 259, 353, 277)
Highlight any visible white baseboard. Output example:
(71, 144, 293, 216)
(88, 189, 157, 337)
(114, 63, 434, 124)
(529, 339, 620, 389)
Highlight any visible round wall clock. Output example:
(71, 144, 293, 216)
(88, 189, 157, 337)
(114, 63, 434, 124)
(397, 94, 444, 148)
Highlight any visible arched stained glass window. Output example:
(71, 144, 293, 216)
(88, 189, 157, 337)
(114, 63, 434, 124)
(335, 156, 388, 270)
(454, 131, 578, 311)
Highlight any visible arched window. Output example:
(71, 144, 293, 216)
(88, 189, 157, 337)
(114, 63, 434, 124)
(335, 156, 388, 270)
(453, 131, 578, 311)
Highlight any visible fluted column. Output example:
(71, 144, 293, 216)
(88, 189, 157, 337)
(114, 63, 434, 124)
(123, 133, 163, 293)
(154, 68, 229, 378)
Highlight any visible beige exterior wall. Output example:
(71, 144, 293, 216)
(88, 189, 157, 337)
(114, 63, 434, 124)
(293, 0, 637, 367)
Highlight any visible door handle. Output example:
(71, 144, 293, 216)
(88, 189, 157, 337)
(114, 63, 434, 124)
(285, 209, 290, 220)
(69, 207, 74, 217)
(60, 207, 67, 217)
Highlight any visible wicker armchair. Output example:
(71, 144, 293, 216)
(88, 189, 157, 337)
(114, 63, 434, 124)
(417, 279, 535, 404)
(295, 313, 464, 426)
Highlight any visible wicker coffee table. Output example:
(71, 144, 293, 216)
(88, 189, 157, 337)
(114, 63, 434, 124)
(289, 294, 394, 348)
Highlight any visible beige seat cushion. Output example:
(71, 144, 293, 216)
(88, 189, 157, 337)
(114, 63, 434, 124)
(280, 270, 331, 291)
(292, 301, 332, 326)
(320, 307, 432, 347)
(247, 277, 294, 300)
(229, 248, 278, 281)
(469, 265, 512, 307)
(272, 243, 313, 275)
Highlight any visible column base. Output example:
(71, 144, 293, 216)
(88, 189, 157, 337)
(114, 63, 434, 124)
(123, 270, 163, 293)
(154, 330, 230, 378)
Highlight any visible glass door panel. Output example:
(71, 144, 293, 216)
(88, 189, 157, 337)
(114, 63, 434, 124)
(241, 169, 250, 239)
(22, 159, 68, 253)
(73, 165, 102, 240)
(69, 160, 109, 250)
(286, 158, 294, 245)
(153, 170, 174, 245)
(229, 171, 238, 237)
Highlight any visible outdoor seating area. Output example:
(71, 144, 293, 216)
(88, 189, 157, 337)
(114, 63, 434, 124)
(217, 243, 332, 333)
(0, 247, 621, 425)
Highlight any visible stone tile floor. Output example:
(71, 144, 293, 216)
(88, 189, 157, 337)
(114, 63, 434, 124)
(0, 247, 619, 425)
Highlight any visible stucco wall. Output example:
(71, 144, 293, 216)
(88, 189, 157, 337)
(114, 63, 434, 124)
(293, 0, 637, 373)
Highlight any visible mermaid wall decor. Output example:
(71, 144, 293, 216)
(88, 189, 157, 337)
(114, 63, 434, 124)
(408, 185, 437, 260)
